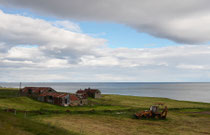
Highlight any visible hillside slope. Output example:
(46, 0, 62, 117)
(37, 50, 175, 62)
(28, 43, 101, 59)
(1, 88, 210, 135)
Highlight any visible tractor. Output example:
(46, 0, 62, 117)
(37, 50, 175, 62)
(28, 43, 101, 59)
(134, 104, 168, 119)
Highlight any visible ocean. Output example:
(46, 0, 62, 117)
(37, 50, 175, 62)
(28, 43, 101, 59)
(0, 82, 210, 103)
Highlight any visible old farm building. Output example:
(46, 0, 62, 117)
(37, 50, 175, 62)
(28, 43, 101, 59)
(20, 87, 92, 106)
(76, 88, 101, 98)
(38, 92, 70, 106)
(20, 87, 56, 97)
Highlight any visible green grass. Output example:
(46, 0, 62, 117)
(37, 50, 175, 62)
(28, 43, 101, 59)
(0, 111, 78, 135)
(34, 112, 210, 135)
(0, 88, 130, 112)
(0, 88, 19, 98)
(90, 94, 210, 109)
(1, 88, 210, 135)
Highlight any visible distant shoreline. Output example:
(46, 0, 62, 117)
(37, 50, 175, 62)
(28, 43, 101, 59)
(1, 87, 210, 104)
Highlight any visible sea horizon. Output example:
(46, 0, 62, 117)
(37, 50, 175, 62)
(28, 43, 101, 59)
(1, 82, 210, 103)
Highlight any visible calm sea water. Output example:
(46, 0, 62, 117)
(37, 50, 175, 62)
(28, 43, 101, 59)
(0, 82, 210, 103)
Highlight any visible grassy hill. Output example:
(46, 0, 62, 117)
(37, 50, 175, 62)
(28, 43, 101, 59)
(0, 88, 210, 135)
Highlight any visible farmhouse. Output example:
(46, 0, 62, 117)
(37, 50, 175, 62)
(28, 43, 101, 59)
(20, 87, 56, 98)
(38, 92, 70, 106)
(76, 88, 101, 98)
(85, 88, 101, 98)
(20, 86, 96, 106)
(76, 89, 88, 99)
(69, 94, 81, 106)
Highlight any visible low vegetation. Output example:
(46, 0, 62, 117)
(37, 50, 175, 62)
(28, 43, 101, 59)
(0, 111, 78, 135)
(0, 88, 19, 98)
(1, 88, 210, 135)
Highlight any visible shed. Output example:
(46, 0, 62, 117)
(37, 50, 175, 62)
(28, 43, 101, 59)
(38, 92, 70, 106)
(20, 87, 55, 97)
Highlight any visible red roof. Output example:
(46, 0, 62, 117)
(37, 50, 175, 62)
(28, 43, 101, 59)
(77, 88, 101, 94)
(39, 92, 69, 98)
(76, 90, 86, 94)
(22, 87, 55, 94)
(70, 94, 79, 101)
(39, 92, 49, 96)
(84, 88, 101, 93)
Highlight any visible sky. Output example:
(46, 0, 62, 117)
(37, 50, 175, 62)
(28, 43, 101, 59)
(0, 0, 210, 82)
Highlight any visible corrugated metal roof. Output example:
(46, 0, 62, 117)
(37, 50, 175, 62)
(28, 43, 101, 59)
(77, 88, 101, 94)
(70, 94, 79, 101)
(76, 90, 86, 93)
(22, 87, 55, 94)
(85, 88, 101, 93)
(39, 92, 69, 98)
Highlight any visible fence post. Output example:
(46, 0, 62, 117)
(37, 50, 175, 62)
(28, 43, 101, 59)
(80, 123, 83, 134)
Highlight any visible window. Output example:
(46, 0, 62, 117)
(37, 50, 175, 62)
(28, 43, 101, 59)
(49, 96, 53, 100)
(28, 89, 32, 94)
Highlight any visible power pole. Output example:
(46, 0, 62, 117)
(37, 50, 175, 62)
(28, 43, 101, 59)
(19, 82, 22, 96)
(19, 82, 22, 90)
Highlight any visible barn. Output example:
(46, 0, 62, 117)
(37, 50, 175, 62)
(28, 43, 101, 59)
(20, 87, 55, 98)
(76, 88, 101, 99)
(38, 92, 70, 106)
(84, 88, 101, 98)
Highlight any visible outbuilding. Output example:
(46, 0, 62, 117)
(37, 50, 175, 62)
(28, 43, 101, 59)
(76, 88, 101, 99)
(20, 87, 56, 98)
(84, 88, 101, 98)
(38, 92, 70, 106)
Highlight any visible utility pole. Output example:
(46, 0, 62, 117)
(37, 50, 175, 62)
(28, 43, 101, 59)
(19, 82, 22, 96)
(19, 82, 22, 90)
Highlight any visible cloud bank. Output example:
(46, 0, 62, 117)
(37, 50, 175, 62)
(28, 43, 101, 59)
(1, 10, 210, 81)
(1, 0, 210, 44)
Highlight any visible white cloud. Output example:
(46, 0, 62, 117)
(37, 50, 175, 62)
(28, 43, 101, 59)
(52, 21, 81, 32)
(1, 10, 210, 81)
(1, 0, 210, 44)
(0, 9, 106, 68)
(42, 59, 69, 68)
(0, 9, 105, 50)
(7, 46, 42, 59)
(176, 64, 209, 70)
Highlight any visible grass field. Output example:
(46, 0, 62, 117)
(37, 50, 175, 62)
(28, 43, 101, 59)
(0, 88, 210, 135)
